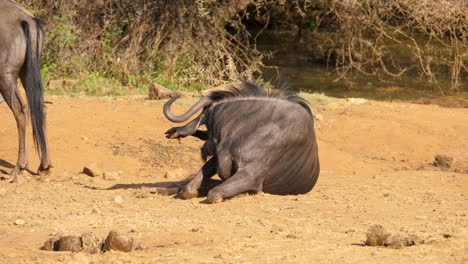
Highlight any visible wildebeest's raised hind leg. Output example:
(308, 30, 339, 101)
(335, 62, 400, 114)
(207, 166, 264, 203)
(177, 157, 217, 199)
(0, 73, 29, 176)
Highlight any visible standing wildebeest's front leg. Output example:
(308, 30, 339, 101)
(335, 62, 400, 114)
(0, 73, 29, 176)
(177, 157, 217, 199)
(207, 165, 264, 204)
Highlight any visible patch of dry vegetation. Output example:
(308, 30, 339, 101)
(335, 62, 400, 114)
(19, 0, 271, 89)
(318, 0, 467, 94)
(18, 0, 467, 94)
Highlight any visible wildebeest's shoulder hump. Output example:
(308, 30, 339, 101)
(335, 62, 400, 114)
(207, 81, 267, 101)
(207, 80, 312, 116)
(277, 93, 312, 116)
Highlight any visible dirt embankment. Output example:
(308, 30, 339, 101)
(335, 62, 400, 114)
(0, 96, 467, 263)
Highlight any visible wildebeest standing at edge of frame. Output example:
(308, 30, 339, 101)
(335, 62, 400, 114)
(163, 81, 320, 203)
(0, 0, 52, 176)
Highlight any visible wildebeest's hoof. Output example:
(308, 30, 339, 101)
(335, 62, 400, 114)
(207, 190, 223, 204)
(38, 165, 53, 177)
(9, 165, 26, 177)
(176, 191, 198, 200)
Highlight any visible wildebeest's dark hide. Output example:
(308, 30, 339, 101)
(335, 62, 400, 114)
(0, 0, 52, 176)
(163, 81, 319, 203)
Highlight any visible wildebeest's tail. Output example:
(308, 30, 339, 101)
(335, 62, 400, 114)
(20, 19, 47, 157)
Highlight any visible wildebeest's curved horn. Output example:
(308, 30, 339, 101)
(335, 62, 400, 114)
(163, 95, 212, 123)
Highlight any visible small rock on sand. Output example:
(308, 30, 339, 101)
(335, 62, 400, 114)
(82, 164, 102, 177)
(135, 245, 145, 251)
(14, 219, 25, 225)
(42, 240, 55, 251)
(114, 195, 123, 204)
(365, 225, 390, 246)
(103, 231, 133, 252)
(365, 225, 423, 249)
(347, 98, 367, 105)
(103, 171, 122, 181)
(433, 154, 453, 170)
(164, 168, 190, 179)
(41, 233, 63, 251)
(386, 234, 421, 249)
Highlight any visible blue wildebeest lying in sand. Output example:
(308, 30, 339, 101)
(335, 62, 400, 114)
(0, 0, 52, 176)
(163, 81, 320, 203)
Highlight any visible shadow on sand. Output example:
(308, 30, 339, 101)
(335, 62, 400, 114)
(76, 178, 223, 198)
(0, 159, 14, 169)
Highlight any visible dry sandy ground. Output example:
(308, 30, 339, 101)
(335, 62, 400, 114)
(0, 95, 467, 264)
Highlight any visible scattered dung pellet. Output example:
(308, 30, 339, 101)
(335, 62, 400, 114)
(365, 225, 390, 246)
(41, 233, 62, 251)
(81, 232, 103, 254)
(57, 236, 82, 252)
(433, 155, 453, 170)
(364, 225, 424, 249)
(42, 238, 56, 251)
(41, 231, 135, 253)
(103, 231, 133, 252)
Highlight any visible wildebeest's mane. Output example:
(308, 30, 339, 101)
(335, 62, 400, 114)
(207, 81, 312, 116)
(207, 81, 267, 101)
